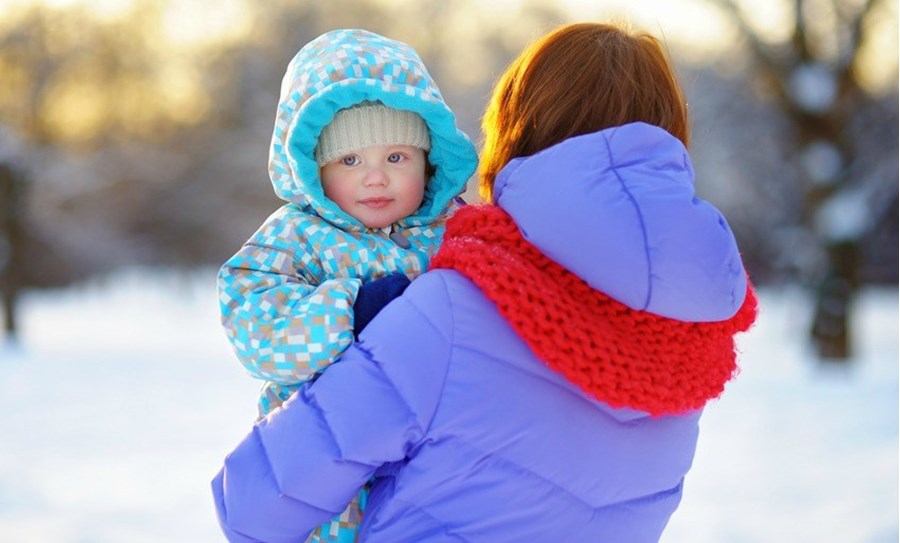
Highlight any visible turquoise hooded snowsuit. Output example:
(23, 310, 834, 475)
(218, 29, 477, 414)
(216, 28, 477, 541)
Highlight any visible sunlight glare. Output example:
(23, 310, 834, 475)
(161, 0, 252, 48)
(556, 0, 734, 60)
(42, 76, 107, 143)
(733, 0, 794, 44)
(855, 0, 900, 93)
(0, 0, 134, 22)
(158, 63, 209, 125)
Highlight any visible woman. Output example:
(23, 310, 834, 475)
(213, 22, 757, 542)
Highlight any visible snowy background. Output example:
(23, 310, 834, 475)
(0, 268, 896, 543)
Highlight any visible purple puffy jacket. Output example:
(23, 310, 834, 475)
(212, 122, 748, 542)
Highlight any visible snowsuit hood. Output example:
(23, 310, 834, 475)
(269, 29, 478, 231)
(493, 122, 747, 322)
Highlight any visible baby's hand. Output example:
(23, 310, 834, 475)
(352, 273, 411, 337)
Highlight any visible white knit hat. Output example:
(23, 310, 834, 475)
(315, 102, 431, 166)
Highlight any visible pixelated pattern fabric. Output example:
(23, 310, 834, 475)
(306, 487, 368, 543)
(258, 379, 300, 418)
(218, 204, 449, 413)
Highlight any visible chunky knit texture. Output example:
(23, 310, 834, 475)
(431, 204, 758, 416)
(315, 102, 431, 166)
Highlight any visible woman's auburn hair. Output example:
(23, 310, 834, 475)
(479, 22, 690, 202)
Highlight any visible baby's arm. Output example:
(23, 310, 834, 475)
(217, 231, 360, 386)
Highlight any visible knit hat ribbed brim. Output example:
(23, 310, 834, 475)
(315, 102, 431, 166)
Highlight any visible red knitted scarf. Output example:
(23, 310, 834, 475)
(430, 205, 758, 417)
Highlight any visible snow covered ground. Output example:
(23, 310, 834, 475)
(0, 268, 896, 542)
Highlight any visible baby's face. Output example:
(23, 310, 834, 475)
(320, 144, 427, 229)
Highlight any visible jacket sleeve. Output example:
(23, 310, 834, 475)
(212, 272, 454, 543)
(217, 211, 361, 385)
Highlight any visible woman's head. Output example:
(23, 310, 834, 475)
(479, 22, 689, 201)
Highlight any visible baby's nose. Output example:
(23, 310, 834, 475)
(363, 166, 389, 186)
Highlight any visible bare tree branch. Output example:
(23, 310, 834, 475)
(793, 0, 814, 61)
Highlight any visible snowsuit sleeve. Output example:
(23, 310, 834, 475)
(212, 272, 453, 542)
(217, 208, 361, 386)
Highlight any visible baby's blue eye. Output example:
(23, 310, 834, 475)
(387, 153, 403, 163)
(340, 155, 359, 166)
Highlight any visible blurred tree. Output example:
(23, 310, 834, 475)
(0, 3, 215, 147)
(0, 0, 570, 295)
(0, 160, 27, 338)
(708, 0, 898, 360)
(23, 0, 895, 362)
(0, 1, 288, 285)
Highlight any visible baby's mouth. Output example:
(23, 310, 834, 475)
(360, 197, 392, 208)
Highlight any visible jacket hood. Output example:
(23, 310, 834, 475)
(493, 122, 747, 322)
(269, 29, 478, 230)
